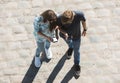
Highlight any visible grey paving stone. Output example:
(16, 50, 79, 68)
(0, 42, 7, 52)
(18, 1, 31, 9)
(21, 40, 35, 49)
(32, 0, 44, 7)
(13, 34, 28, 41)
(8, 41, 22, 50)
(12, 25, 26, 34)
(95, 9, 111, 17)
(3, 68, 19, 76)
(0, 77, 10, 83)
(91, 1, 104, 9)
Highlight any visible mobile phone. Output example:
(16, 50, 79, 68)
(52, 37, 58, 43)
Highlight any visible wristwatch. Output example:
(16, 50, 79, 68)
(84, 28, 87, 31)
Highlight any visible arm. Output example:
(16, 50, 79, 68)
(77, 11, 87, 36)
(82, 21, 87, 36)
(58, 26, 68, 40)
(56, 16, 68, 39)
(38, 31, 53, 42)
(55, 26, 59, 40)
(34, 16, 53, 42)
(82, 21, 87, 31)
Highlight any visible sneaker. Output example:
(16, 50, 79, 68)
(45, 48, 52, 59)
(66, 48, 73, 59)
(34, 56, 41, 68)
(74, 64, 81, 76)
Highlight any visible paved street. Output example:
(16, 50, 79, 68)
(0, 0, 120, 83)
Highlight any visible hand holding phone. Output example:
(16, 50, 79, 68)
(52, 37, 58, 43)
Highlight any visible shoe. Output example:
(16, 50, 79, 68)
(34, 56, 41, 67)
(66, 48, 73, 59)
(74, 64, 81, 76)
(45, 48, 52, 59)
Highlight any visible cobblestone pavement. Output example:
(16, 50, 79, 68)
(0, 0, 120, 83)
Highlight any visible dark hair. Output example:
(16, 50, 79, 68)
(41, 10, 57, 32)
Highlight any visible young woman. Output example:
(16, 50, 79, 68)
(33, 10, 58, 67)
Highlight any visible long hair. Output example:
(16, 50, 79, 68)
(41, 10, 57, 32)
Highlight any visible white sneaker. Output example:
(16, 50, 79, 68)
(34, 56, 41, 67)
(45, 48, 52, 59)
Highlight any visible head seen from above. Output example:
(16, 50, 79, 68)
(61, 10, 74, 24)
(41, 10, 57, 31)
(41, 10, 57, 23)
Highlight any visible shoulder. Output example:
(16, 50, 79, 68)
(57, 14, 62, 20)
(56, 14, 62, 25)
(74, 11, 86, 21)
(74, 11, 84, 17)
(34, 15, 43, 22)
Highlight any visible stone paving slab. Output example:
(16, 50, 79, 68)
(0, 0, 120, 83)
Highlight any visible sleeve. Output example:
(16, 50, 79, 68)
(76, 11, 86, 21)
(33, 16, 43, 32)
(56, 15, 62, 27)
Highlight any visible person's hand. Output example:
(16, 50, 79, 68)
(82, 30, 87, 36)
(47, 37, 53, 42)
(65, 33, 68, 40)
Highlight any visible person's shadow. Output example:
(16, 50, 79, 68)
(22, 51, 80, 83)
(46, 52, 80, 83)
(46, 52, 67, 83)
(22, 52, 50, 83)
(61, 65, 80, 83)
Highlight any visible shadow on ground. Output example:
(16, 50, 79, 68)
(22, 53, 50, 83)
(61, 65, 80, 83)
(22, 57, 40, 83)
(46, 53, 67, 83)
(46, 51, 79, 83)
(22, 51, 79, 83)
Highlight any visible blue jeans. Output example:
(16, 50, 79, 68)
(35, 40, 51, 57)
(60, 33, 81, 65)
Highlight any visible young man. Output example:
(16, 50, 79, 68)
(57, 10, 87, 76)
